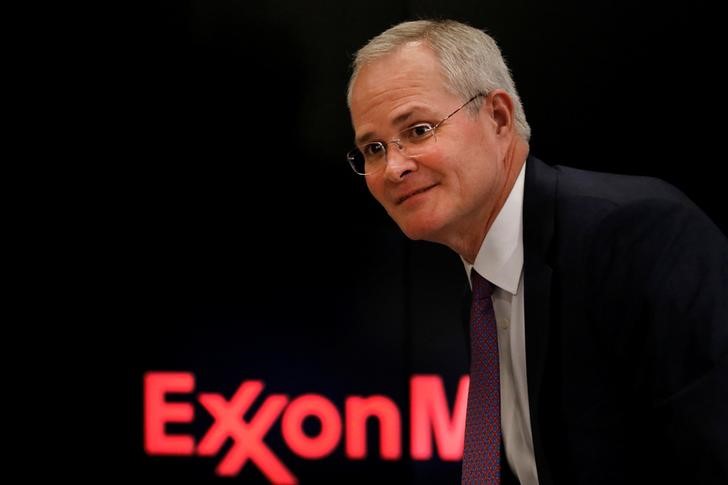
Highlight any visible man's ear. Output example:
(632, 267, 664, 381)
(488, 90, 515, 137)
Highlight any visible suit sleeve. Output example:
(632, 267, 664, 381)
(592, 199, 728, 483)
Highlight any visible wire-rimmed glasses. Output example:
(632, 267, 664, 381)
(347, 93, 485, 176)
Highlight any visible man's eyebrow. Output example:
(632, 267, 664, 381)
(392, 110, 415, 127)
(355, 109, 422, 146)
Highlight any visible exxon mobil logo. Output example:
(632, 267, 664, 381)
(144, 372, 470, 484)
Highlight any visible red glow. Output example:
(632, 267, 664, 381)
(345, 395, 402, 459)
(143, 371, 195, 455)
(410, 375, 469, 460)
(144, 372, 469, 480)
(282, 394, 342, 459)
(197, 380, 296, 483)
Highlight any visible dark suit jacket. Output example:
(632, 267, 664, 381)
(514, 156, 728, 484)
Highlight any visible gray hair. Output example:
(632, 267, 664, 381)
(347, 19, 530, 141)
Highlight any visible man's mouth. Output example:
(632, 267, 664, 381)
(396, 184, 438, 205)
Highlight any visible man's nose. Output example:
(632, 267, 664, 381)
(383, 142, 417, 181)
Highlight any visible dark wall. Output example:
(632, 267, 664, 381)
(118, 1, 725, 483)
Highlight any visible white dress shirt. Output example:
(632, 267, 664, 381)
(461, 163, 539, 485)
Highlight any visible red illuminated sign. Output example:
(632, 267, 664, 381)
(144, 372, 469, 484)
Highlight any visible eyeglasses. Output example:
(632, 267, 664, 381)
(346, 93, 485, 176)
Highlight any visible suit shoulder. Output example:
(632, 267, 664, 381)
(523, 157, 725, 257)
(545, 164, 711, 238)
(553, 164, 691, 208)
(551, 165, 727, 270)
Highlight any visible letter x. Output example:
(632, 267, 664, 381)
(197, 380, 296, 484)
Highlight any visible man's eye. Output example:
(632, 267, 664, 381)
(363, 142, 386, 157)
(404, 123, 435, 141)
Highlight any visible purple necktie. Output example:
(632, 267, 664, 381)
(462, 269, 501, 484)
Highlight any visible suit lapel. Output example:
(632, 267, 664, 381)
(522, 156, 557, 485)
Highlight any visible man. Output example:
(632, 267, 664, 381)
(346, 19, 727, 484)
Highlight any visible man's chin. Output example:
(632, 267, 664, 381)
(396, 218, 442, 242)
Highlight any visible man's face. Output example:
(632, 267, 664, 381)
(349, 42, 508, 245)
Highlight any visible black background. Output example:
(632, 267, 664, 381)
(112, 1, 726, 483)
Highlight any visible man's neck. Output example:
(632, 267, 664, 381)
(459, 139, 528, 264)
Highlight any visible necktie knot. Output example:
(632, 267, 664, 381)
(471, 270, 495, 300)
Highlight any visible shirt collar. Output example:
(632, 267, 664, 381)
(462, 162, 525, 295)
